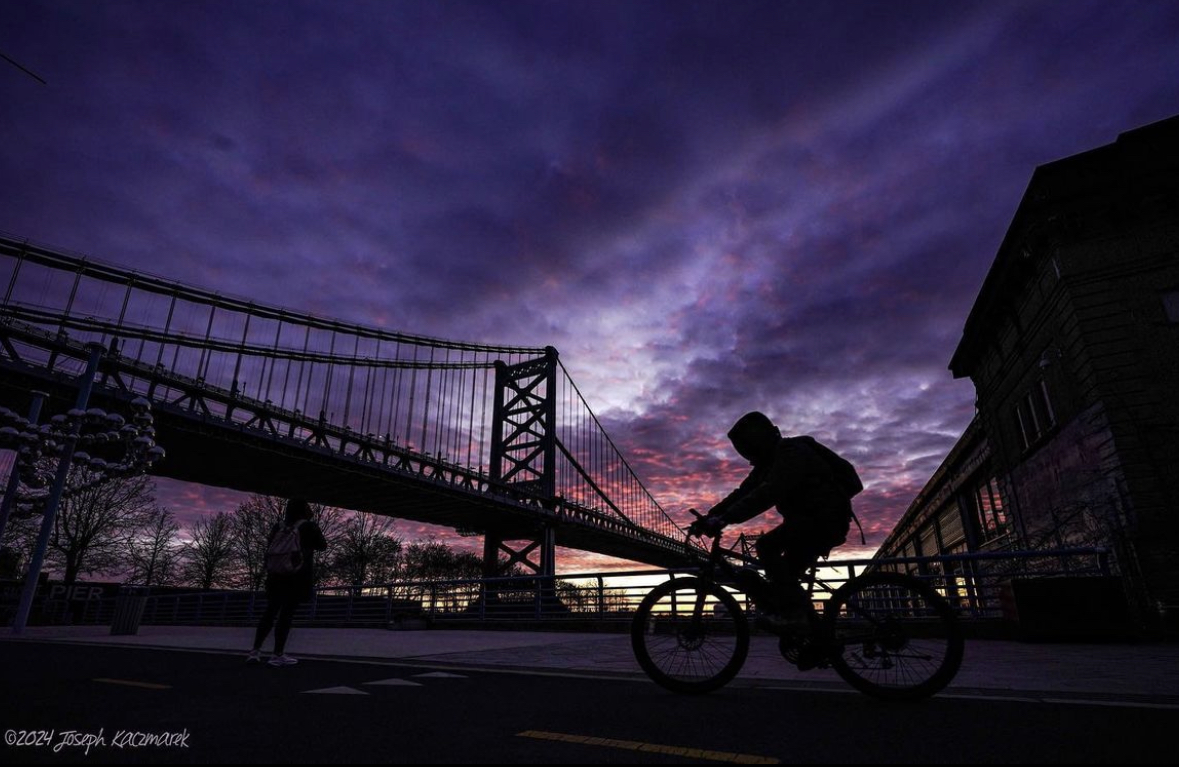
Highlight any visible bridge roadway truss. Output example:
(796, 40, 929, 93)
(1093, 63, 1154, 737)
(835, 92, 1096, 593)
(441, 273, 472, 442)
(0, 234, 691, 572)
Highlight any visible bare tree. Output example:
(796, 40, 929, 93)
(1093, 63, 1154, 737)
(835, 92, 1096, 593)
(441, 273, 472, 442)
(0, 509, 36, 579)
(311, 503, 347, 554)
(229, 495, 346, 591)
(557, 579, 591, 612)
(44, 470, 156, 584)
(182, 512, 235, 589)
(229, 495, 286, 591)
(126, 507, 183, 587)
(326, 512, 402, 587)
(401, 538, 484, 581)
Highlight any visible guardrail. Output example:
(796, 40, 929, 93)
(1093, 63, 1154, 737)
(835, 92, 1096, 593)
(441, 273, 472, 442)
(20, 547, 1114, 631)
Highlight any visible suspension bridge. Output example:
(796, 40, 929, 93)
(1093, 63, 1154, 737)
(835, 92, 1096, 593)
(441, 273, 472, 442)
(0, 234, 689, 575)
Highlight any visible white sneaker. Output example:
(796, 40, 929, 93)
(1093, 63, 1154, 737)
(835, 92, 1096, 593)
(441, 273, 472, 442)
(245, 649, 262, 664)
(268, 654, 298, 667)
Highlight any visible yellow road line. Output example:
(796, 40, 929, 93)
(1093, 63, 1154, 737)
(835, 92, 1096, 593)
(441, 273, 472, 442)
(93, 677, 172, 690)
(516, 729, 780, 764)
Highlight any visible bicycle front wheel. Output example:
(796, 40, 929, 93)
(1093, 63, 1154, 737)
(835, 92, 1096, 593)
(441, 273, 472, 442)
(824, 571, 964, 700)
(630, 577, 749, 694)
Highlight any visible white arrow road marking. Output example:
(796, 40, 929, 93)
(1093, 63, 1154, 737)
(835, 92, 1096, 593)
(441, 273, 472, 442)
(302, 686, 370, 695)
(364, 678, 424, 687)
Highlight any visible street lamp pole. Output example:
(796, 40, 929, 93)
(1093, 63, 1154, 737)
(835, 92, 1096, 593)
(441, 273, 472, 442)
(12, 344, 105, 634)
(0, 391, 46, 544)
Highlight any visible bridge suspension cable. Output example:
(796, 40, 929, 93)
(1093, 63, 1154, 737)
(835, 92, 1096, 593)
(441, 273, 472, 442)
(0, 233, 687, 562)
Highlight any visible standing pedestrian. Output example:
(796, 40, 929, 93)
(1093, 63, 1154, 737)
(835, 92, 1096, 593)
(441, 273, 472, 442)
(246, 498, 326, 667)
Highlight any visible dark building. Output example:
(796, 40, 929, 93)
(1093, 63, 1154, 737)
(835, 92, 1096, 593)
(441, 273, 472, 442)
(883, 115, 1179, 627)
(875, 418, 1002, 560)
(873, 419, 1015, 620)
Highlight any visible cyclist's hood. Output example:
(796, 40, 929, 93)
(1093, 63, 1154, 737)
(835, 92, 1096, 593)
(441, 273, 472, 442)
(727, 411, 781, 465)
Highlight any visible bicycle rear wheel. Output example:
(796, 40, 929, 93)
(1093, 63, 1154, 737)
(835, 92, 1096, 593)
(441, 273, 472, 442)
(630, 577, 749, 694)
(824, 571, 964, 700)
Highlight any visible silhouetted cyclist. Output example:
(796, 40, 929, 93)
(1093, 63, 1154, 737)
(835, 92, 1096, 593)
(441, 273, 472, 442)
(688, 411, 861, 629)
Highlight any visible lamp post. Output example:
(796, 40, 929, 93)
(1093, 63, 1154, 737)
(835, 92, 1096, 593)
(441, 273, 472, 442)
(1, 344, 164, 633)
(0, 391, 46, 544)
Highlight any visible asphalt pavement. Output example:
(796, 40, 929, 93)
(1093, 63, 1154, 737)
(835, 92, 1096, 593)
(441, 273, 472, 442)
(9, 624, 1179, 705)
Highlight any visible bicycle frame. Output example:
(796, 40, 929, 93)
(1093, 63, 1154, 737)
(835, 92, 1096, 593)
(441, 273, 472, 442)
(687, 529, 827, 618)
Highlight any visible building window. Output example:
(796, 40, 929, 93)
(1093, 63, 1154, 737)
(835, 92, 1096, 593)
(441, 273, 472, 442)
(937, 506, 966, 549)
(940, 541, 974, 611)
(919, 524, 939, 558)
(900, 541, 918, 575)
(1014, 379, 1056, 450)
(975, 477, 1009, 540)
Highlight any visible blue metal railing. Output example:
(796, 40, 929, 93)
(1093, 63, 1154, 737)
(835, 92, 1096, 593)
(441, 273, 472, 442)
(21, 547, 1113, 629)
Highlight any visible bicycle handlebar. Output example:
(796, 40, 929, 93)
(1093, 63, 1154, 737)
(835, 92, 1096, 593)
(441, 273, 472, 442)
(682, 508, 728, 566)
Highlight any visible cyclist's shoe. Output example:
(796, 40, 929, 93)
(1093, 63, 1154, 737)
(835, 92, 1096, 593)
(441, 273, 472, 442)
(794, 641, 828, 671)
(756, 608, 812, 634)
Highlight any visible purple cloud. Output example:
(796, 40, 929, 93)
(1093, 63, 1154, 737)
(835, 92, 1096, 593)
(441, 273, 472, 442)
(4, 1, 1179, 567)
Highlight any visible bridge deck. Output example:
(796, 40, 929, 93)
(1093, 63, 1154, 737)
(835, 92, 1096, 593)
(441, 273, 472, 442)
(0, 359, 690, 568)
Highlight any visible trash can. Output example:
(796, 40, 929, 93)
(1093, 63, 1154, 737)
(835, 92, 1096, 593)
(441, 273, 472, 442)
(110, 592, 148, 636)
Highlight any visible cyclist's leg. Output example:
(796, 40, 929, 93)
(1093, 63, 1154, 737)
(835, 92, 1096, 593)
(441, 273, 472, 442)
(780, 544, 823, 612)
(752, 523, 793, 612)
(773, 506, 853, 607)
(756, 519, 822, 615)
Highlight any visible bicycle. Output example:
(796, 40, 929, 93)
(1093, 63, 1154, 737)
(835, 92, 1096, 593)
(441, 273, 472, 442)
(630, 524, 965, 700)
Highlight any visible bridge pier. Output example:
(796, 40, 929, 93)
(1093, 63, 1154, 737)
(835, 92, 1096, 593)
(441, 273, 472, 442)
(480, 526, 563, 617)
(482, 526, 556, 578)
(482, 345, 562, 606)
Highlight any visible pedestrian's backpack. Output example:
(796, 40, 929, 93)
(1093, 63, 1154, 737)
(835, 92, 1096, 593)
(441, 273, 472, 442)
(266, 520, 306, 575)
(798, 436, 863, 499)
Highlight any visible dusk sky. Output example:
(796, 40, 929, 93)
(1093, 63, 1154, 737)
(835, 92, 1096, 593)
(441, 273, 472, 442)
(4, 1, 1179, 570)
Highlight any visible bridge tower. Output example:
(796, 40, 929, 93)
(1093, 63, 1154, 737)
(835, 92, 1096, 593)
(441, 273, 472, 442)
(484, 346, 559, 578)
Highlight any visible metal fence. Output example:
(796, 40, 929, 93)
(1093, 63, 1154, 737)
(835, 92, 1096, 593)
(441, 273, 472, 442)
(22, 547, 1114, 630)
(846, 546, 1114, 620)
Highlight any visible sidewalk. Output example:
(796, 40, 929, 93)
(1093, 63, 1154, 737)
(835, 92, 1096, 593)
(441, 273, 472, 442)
(9, 624, 1179, 703)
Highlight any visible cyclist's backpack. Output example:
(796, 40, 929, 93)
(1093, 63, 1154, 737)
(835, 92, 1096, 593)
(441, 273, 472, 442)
(265, 520, 306, 576)
(799, 436, 867, 546)
(799, 436, 863, 499)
